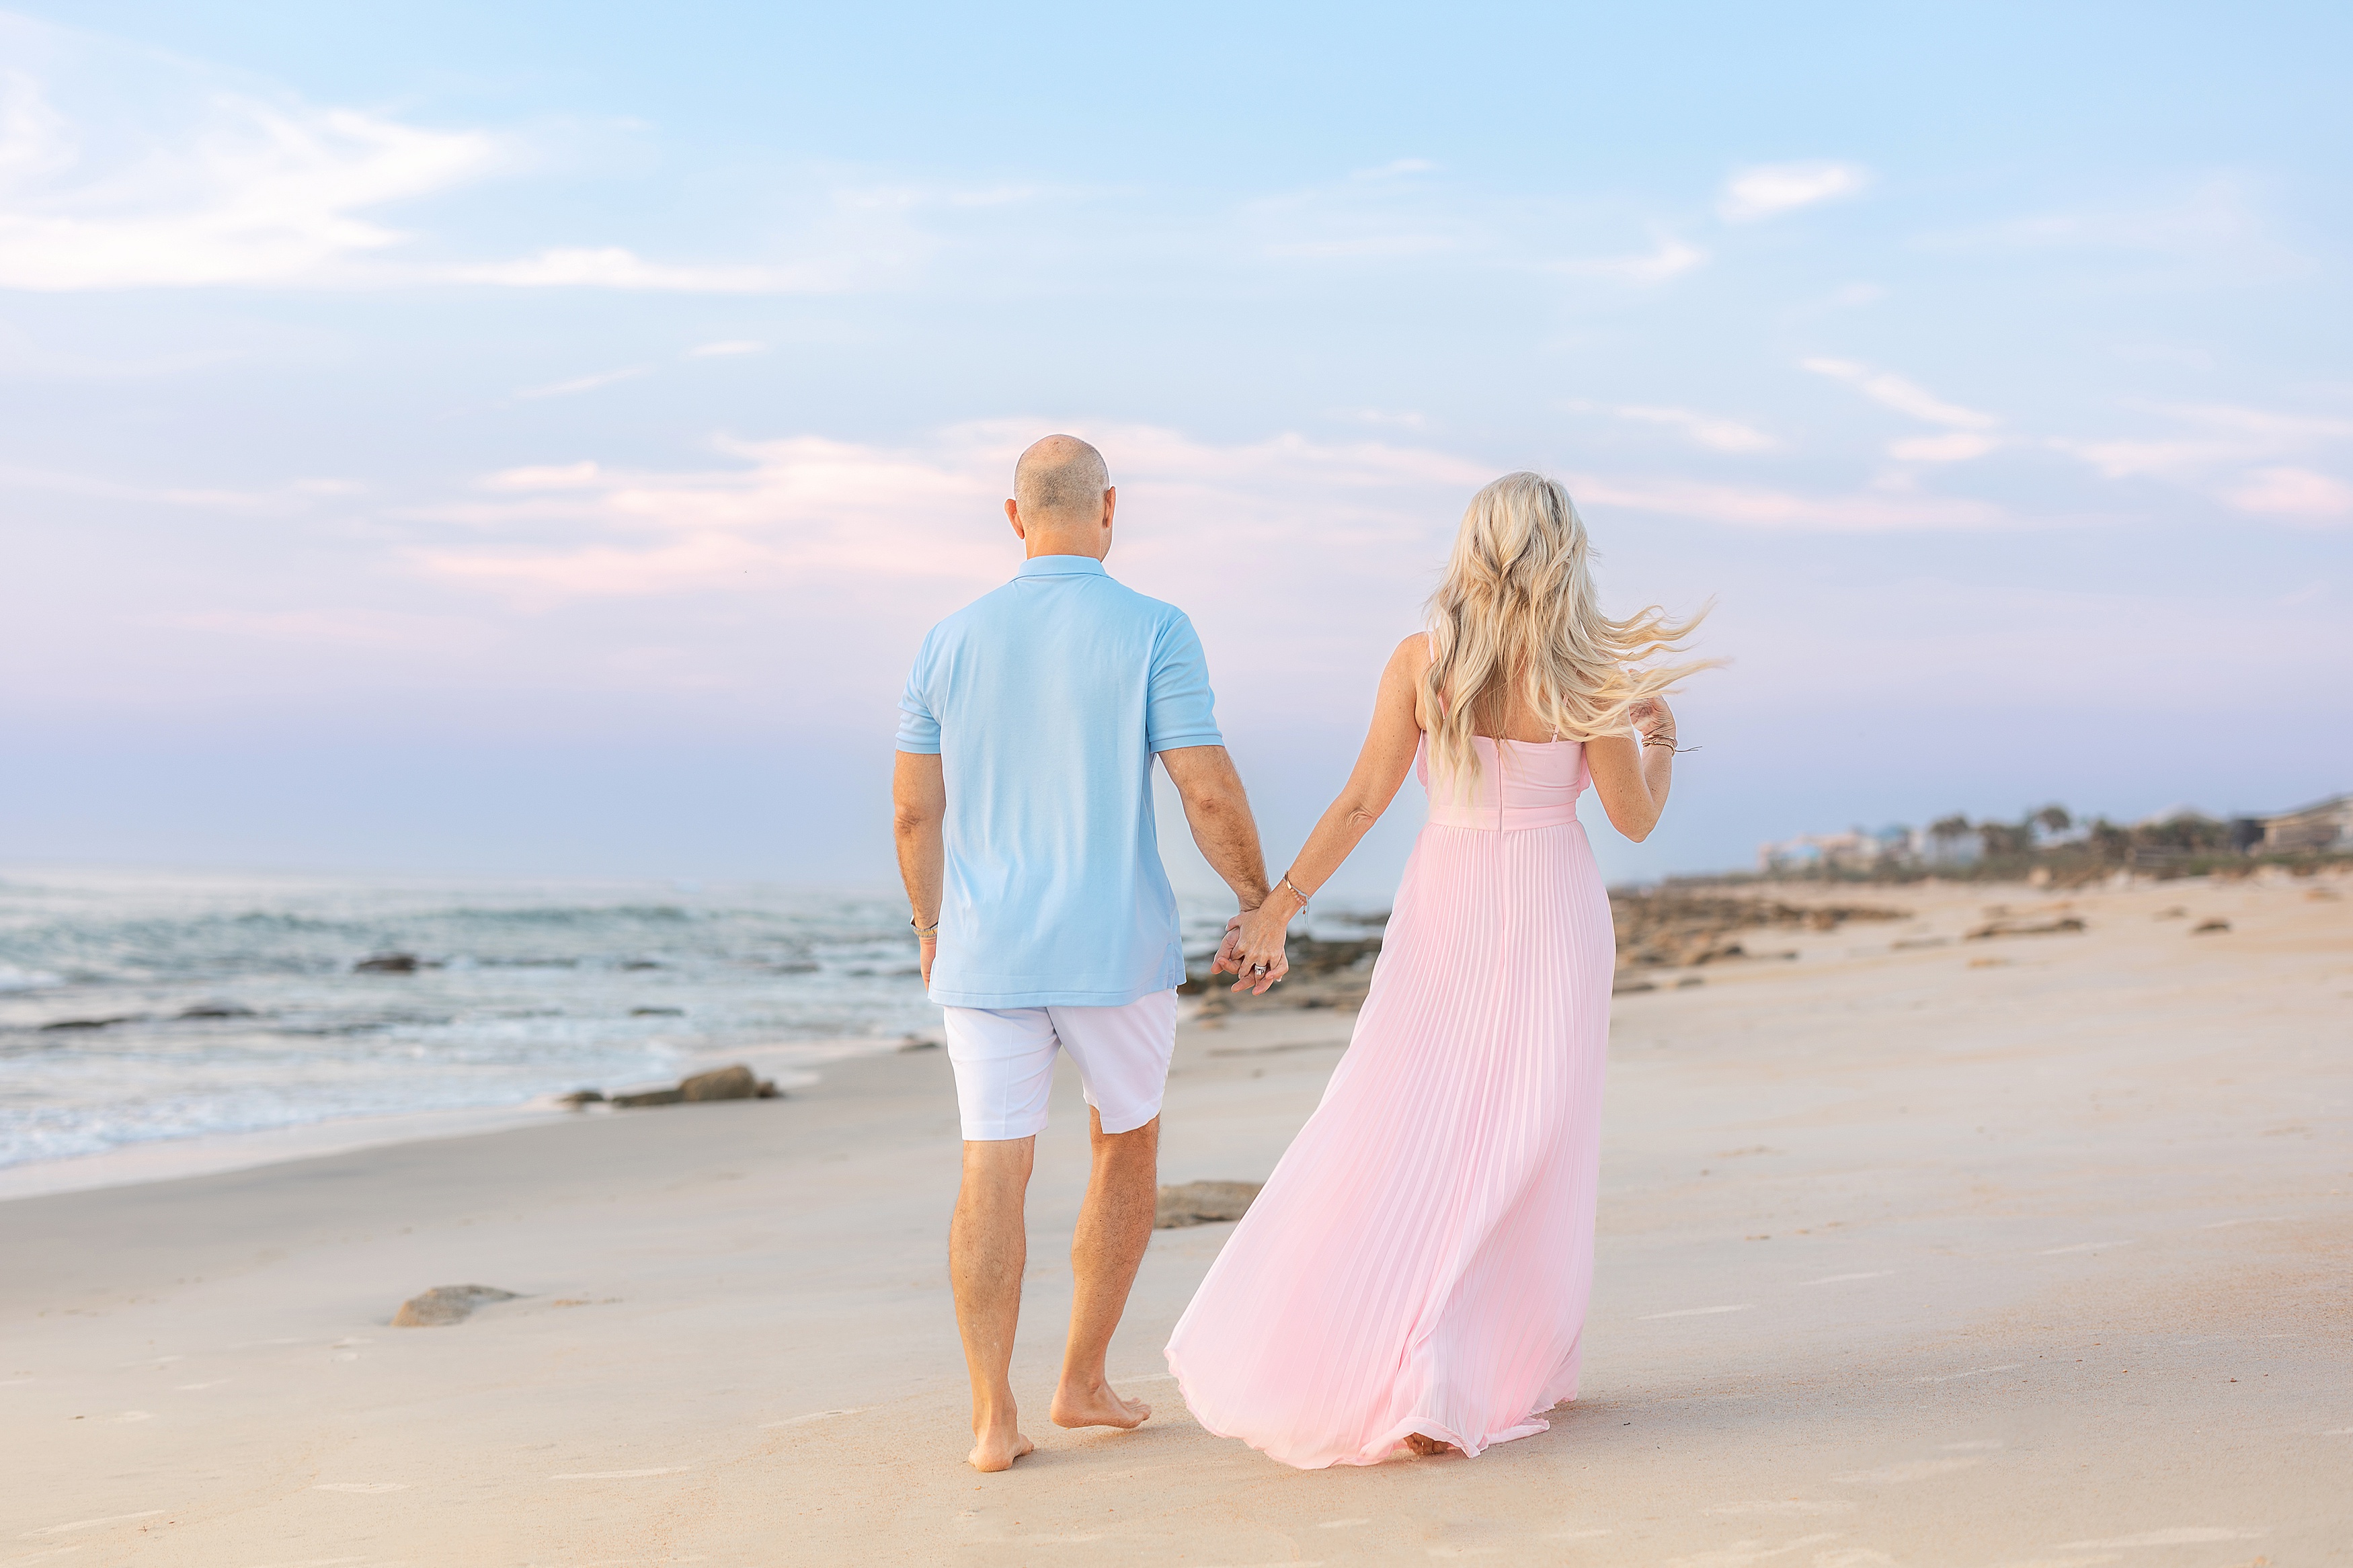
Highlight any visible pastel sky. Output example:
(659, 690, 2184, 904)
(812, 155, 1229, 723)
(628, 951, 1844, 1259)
(3, 2, 2348, 897)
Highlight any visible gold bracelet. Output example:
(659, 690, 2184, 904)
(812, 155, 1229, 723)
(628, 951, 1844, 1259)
(911, 916, 939, 938)
(1280, 874, 1314, 911)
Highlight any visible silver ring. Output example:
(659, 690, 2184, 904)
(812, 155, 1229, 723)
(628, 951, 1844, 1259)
(1252, 963, 1268, 974)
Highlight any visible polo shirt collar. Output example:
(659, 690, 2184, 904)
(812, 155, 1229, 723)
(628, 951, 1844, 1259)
(1015, 554, 1108, 579)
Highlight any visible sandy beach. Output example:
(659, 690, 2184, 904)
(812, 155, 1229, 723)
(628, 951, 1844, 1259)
(5, 873, 2347, 1565)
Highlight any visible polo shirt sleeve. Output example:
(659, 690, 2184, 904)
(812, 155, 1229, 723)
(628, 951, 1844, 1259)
(895, 638, 943, 754)
(1146, 612, 1224, 753)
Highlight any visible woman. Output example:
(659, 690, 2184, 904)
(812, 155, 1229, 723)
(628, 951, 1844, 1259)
(1164, 471, 1708, 1469)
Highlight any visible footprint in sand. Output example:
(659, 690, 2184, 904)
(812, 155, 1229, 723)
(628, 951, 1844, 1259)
(22, 1509, 169, 1536)
(758, 1407, 866, 1428)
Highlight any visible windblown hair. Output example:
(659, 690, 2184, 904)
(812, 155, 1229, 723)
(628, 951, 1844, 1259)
(1421, 471, 1712, 791)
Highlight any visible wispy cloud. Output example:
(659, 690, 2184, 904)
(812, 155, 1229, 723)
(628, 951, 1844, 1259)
(1929, 176, 2307, 273)
(2221, 466, 2352, 523)
(452, 247, 830, 292)
(1570, 472, 2011, 532)
(1718, 161, 1870, 223)
(1802, 358, 2001, 431)
(0, 44, 498, 290)
(1558, 235, 1706, 285)
(2048, 403, 2353, 520)
(408, 421, 1492, 603)
(1611, 405, 1779, 454)
(0, 460, 359, 512)
(399, 419, 2038, 622)
(1887, 432, 2001, 464)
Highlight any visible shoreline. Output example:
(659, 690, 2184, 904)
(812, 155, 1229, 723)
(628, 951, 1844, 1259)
(0, 1033, 908, 1204)
(3, 876, 2346, 1562)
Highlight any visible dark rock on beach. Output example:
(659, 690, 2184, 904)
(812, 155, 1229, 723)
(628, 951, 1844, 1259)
(606, 1063, 781, 1108)
(1614, 891, 1907, 972)
(354, 953, 420, 973)
(38, 1015, 145, 1031)
(679, 1063, 768, 1101)
(557, 1089, 605, 1108)
(177, 1003, 257, 1020)
(392, 1284, 520, 1327)
(630, 1006, 684, 1017)
(1966, 915, 2087, 940)
(1155, 1180, 1263, 1229)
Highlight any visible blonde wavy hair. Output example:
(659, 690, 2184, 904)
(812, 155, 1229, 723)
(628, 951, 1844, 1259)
(1421, 471, 1712, 790)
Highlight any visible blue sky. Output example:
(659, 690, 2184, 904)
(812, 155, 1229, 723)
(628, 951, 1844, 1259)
(2, 2, 2348, 895)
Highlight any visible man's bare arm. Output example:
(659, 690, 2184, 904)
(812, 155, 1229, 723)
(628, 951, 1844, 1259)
(1157, 745, 1271, 913)
(1157, 745, 1283, 995)
(893, 750, 947, 986)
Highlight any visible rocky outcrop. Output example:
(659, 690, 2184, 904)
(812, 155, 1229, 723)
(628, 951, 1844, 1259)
(354, 953, 420, 973)
(1155, 1180, 1263, 1228)
(590, 1064, 781, 1108)
(1615, 892, 1907, 971)
(391, 1284, 518, 1327)
(1966, 915, 2087, 940)
(678, 1064, 764, 1101)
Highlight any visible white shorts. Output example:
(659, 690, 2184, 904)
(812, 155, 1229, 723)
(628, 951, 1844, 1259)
(942, 989, 1179, 1141)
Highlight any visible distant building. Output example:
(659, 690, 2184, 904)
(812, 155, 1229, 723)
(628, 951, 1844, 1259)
(2257, 794, 2352, 854)
(1757, 829, 1883, 874)
(1909, 825, 1983, 867)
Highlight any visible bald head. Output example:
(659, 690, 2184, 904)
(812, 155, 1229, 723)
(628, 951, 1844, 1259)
(1013, 435, 1110, 524)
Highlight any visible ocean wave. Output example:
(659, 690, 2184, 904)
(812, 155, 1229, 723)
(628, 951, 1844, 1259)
(0, 870, 941, 1171)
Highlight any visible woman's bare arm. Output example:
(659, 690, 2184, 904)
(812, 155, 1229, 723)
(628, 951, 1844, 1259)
(1584, 696, 1679, 842)
(1219, 636, 1426, 979)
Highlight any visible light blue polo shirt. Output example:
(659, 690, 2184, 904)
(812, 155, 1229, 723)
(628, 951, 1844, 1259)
(895, 554, 1224, 1009)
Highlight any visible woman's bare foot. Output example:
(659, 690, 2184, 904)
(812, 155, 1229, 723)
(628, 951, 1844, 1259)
(1049, 1376, 1151, 1430)
(1404, 1432, 1462, 1457)
(969, 1425, 1035, 1473)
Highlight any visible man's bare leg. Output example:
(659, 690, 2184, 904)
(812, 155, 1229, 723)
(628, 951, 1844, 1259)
(1050, 1109, 1158, 1430)
(952, 1136, 1037, 1471)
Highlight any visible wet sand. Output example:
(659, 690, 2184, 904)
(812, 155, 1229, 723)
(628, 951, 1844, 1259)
(3, 874, 2348, 1565)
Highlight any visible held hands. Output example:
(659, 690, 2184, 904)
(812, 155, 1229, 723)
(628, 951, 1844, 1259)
(1211, 904, 1291, 995)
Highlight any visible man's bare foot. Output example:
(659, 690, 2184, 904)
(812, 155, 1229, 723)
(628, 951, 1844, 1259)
(969, 1426, 1035, 1472)
(1049, 1378, 1151, 1430)
(1404, 1432, 1462, 1457)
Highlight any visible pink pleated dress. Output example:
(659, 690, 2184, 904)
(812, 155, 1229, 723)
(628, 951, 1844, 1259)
(1165, 734, 1614, 1469)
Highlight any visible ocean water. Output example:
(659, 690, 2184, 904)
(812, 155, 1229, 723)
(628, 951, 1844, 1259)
(0, 866, 980, 1173)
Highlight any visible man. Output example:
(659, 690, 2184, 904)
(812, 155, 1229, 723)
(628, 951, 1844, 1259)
(892, 434, 1287, 1473)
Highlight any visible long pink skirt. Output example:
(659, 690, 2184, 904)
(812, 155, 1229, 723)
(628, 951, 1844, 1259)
(1166, 744, 1613, 1469)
